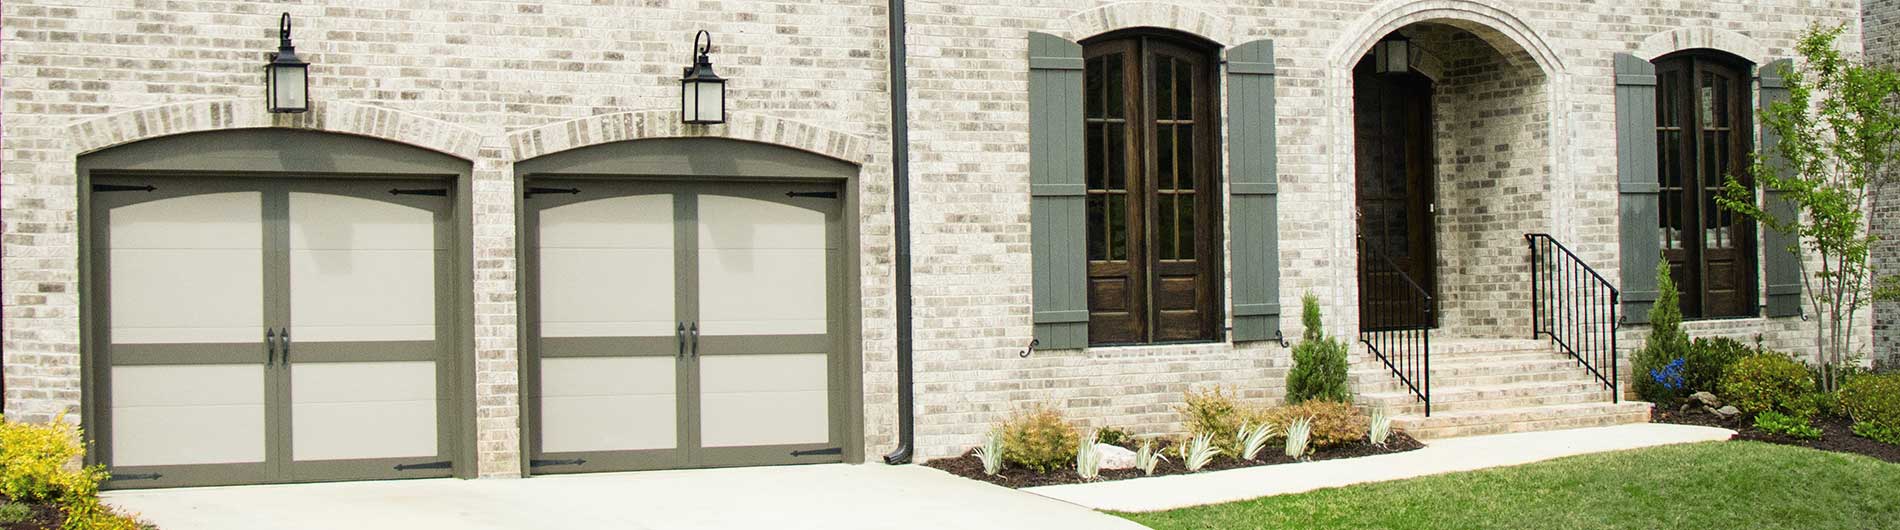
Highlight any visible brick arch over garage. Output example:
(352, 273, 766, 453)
(507, 109, 870, 165)
(1058, 1, 1236, 47)
(66, 99, 485, 160)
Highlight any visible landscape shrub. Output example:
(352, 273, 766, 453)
(1634, 262, 1691, 403)
(0, 416, 144, 530)
(1286, 294, 1352, 404)
(1839, 373, 1900, 444)
(1178, 387, 1263, 457)
(1094, 426, 1130, 447)
(998, 406, 1078, 474)
(1684, 336, 1753, 394)
(1719, 353, 1815, 416)
(1753, 410, 1822, 440)
(1261, 400, 1368, 449)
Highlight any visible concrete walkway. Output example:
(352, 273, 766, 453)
(104, 463, 1148, 530)
(1027, 423, 1735, 513)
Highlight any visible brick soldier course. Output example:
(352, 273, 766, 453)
(0, 0, 1880, 480)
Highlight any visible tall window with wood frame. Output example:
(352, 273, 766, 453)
(1082, 32, 1221, 345)
(1654, 50, 1758, 318)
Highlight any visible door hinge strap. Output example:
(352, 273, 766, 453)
(525, 187, 581, 198)
(108, 473, 163, 481)
(790, 447, 843, 457)
(530, 458, 587, 467)
(785, 191, 839, 199)
(393, 460, 452, 471)
(389, 188, 449, 197)
(92, 184, 157, 193)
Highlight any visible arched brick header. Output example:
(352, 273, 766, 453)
(65, 99, 485, 160)
(1060, 2, 1236, 46)
(1634, 27, 1769, 64)
(507, 109, 871, 165)
(1331, 0, 1566, 75)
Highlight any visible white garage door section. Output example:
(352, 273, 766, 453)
(696, 194, 831, 448)
(529, 180, 842, 473)
(95, 177, 455, 488)
(109, 191, 269, 468)
(537, 194, 679, 454)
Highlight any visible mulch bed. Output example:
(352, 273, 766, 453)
(1653, 407, 1900, 463)
(0, 497, 67, 530)
(925, 433, 1426, 488)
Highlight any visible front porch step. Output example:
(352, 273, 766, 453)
(1350, 337, 1645, 439)
(1390, 401, 1655, 440)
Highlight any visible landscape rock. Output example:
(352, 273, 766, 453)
(1712, 405, 1741, 420)
(1096, 443, 1137, 470)
(1691, 392, 1723, 408)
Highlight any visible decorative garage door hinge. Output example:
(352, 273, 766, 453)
(524, 187, 581, 198)
(393, 460, 452, 471)
(388, 188, 449, 197)
(529, 458, 587, 468)
(789, 447, 843, 457)
(92, 184, 157, 193)
(785, 191, 839, 199)
(107, 473, 163, 481)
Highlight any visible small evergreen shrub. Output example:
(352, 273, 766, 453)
(0, 502, 30, 525)
(1178, 386, 1262, 457)
(1634, 262, 1691, 403)
(1261, 400, 1368, 449)
(998, 406, 1079, 474)
(1719, 353, 1815, 416)
(0, 416, 144, 530)
(1286, 294, 1352, 404)
(1685, 336, 1753, 393)
(1839, 373, 1900, 444)
(1753, 410, 1822, 440)
(1095, 426, 1130, 447)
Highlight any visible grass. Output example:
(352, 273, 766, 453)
(1118, 441, 1900, 530)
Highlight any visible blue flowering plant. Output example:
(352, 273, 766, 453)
(1650, 358, 1687, 393)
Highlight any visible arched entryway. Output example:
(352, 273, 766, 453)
(1351, 20, 1554, 338)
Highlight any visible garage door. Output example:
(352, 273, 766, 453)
(93, 176, 457, 488)
(526, 179, 845, 473)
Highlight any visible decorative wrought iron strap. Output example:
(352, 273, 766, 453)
(790, 447, 843, 457)
(1524, 234, 1620, 399)
(393, 460, 452, 471)
(1357, 236, 1433, 417)
(529, 458, 587, 467)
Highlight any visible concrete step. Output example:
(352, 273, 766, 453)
(1361, 381, 1616, 414)
(1351, 358, 1600, 387)
(1392, 401, 1654, 440)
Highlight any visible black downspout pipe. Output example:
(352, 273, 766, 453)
(881, 0, 915, 465)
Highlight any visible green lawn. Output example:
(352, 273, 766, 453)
(1118, 441, 1900, 530)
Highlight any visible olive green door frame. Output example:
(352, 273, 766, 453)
(523, 178, 848, 474)
(77, 129, 479, 489)
(514, 137, 865, 476)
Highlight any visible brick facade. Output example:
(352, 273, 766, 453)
(1869, 0, 1900, 366)
(0, 0, 1874, 476)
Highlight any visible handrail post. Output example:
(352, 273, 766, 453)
(1528, 235, 1539, 339)
(1611, 290, 1620, 403)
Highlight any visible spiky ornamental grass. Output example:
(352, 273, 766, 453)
(1238, 422, 1278, 461)
(1076, 430, 1103, 480)
(1135, 438, 1166, 476)
(1181, 433, 1220, 472)
(975, 429, 1005, 476)
(1285, 416, 1315, 458)
(1368, 408, 1393, 447)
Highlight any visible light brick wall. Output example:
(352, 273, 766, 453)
(1868, 0, 1900, 366)
(1, 1, 897, 477)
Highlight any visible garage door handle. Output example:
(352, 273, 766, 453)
(677, 322, 687, 358)
(689, 322, 699, 358)
(282, 328, 291, 364)
(266, 329, 278, 365)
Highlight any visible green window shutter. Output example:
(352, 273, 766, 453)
(1029, 32, 1088, 349)
(1615, 53, 1661, 324)
(1227, 40, 1281, 342)
(1758, 58, 1802, 317)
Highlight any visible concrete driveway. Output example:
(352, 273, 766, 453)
(104, 464, 1148, 530)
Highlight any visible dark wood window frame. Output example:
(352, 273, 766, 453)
(1654, 50, 1759, 319)
(1082, 31, 1223, 346)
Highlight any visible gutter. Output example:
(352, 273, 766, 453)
(881, 0, 916, 465)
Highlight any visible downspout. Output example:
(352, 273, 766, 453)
(881, 0, 916, 465)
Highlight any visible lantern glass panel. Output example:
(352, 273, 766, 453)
(272, 64, 307, 111)
(696, 81, 723, 122)
(683, 80, 702, 122)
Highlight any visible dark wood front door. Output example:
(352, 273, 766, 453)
(1655, 52, 1757, 318)
(1353, 59, 1437, 330)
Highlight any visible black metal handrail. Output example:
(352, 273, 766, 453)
(1358, 236, 1433, 417)
(1525, 234, 1619, 399)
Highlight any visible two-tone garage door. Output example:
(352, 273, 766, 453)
(526, 179, 846, 473)
(92, 176, 456, 488)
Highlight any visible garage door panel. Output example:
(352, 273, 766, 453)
(289, 192, 437, 344)
(539, 194, 676, 339)
(108, 191, 264, 345)
(290, 361, 439, 461)
(110, 365, 267, 466)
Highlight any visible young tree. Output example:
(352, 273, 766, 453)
(1717, 24, 1900, 392)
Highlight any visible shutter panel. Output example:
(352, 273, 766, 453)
(1227, 40, 1281, 342)
(1616, 53, 1662, 324)
(1029, 32, 1089, 349)
(1758, 58, 1803, 317)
